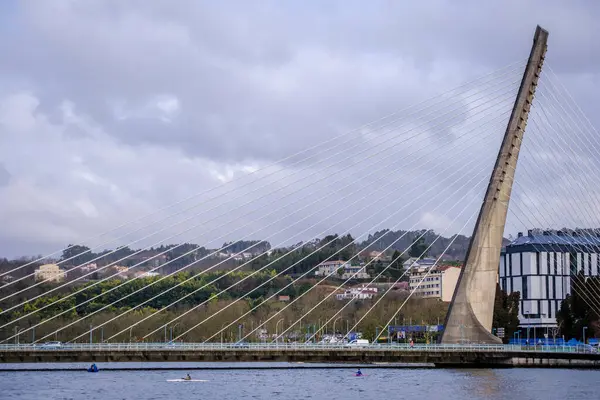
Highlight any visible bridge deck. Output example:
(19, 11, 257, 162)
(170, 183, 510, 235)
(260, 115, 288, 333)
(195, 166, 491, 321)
(1, 344, 599, 368)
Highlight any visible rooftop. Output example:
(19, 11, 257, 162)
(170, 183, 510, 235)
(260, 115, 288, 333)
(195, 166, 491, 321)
(506, 230, 600, 250)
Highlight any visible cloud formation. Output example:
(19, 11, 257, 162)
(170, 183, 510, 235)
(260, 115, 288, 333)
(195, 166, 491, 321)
(0, 1, 599, 258)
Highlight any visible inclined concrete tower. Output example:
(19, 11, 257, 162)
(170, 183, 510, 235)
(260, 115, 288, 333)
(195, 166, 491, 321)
(440, 26, 549, 344)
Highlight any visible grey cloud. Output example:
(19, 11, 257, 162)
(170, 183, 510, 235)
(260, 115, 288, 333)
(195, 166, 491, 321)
(0, 1, 598, 258)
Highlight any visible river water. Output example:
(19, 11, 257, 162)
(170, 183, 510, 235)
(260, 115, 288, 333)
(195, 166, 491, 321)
(0, 363, 598, 400)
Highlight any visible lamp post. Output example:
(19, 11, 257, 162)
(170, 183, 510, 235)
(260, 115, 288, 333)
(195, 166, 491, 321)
(375, 325, 384, 344)
(583, 326, 588, 344)
(333, 317, 342, 339)
(276, 319, 284, 345)
(221, 323, 228, 345)
(170, 323, 180, 343)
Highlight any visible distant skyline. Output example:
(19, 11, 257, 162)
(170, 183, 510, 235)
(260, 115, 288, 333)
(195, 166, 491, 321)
(1, 1, 599, 258)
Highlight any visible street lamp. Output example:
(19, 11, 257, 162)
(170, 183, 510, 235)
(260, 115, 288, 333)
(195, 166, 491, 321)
(170, 323, 180, 343)
(375, 325, 384, 344)
(583, 326, 588, 344)
(332, 317, 342, 338)
(221, 323, 228, 344)
(275, 319, 284, 345)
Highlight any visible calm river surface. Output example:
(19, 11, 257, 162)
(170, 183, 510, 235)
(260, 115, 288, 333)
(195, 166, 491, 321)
(0, 363, 598, 400)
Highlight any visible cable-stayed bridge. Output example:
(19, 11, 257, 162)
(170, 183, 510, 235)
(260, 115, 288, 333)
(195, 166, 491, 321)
(1, 25, 600, 368)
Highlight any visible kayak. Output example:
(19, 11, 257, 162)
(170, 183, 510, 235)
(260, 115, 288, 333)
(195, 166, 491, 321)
(167, 379, 208, 382)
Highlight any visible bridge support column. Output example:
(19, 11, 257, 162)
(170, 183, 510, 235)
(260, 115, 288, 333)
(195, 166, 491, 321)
(441, 26, 548, 344)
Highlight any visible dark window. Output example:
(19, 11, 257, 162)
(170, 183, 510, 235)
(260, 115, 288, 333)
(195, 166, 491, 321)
(522, 276, 528, 300)
(548, 300, 552, 318)
(545, 276, 550, 299)
(569, 252, 576, 275)
(536, 252, 540, 275)
(552, 276, 556, 299)
(520, 252, 524, 276)
(501, 278, 506, 291)
(588, 253, 592, 276)
(554, 252, 559, 275)
(547, 252, 551, 275)
(503, 254, 507, 277)
(509, 255, 513, 276)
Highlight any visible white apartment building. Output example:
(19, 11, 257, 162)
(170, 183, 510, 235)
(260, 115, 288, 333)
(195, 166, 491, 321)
(34, 264, 66, 283)
(499, 229, 600, 330)
(336, 286, 378, 300)
(315, 260, 350, 276)
(315, 260, 369, 279)
(409, 264, 461, 302)
(403, 257, 437, 270)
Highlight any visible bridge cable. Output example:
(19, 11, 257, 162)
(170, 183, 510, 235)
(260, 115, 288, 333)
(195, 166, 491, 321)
(0, 60, 526, 281)
(210, 156, 495, 344)
(0, 76, 520, 340)
(0, 72, 523, 302)
(87, 112, 511, 343)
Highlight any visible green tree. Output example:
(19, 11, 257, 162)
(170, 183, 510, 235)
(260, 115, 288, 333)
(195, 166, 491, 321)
(556, 274, 600, 341)
(409, 237, 428, 259)
(61, 244, 93, 265)
(388, 250, 408, 281)
(492, 284, 520, 343)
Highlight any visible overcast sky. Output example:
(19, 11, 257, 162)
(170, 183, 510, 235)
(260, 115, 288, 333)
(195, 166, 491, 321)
(1, 1, 599, 259)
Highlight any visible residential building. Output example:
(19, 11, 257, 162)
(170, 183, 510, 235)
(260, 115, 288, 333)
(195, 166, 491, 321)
(341, 265, 370, 280)
(367, 281, 409, 291)
(34, 264, 66, 283)
(368, 251, 388, 261)
(404, 257, 437, 271)
(336, 285, 378, 300)
(499, 229, 600, 330)
(409, 264, 461, 301)
(314, 260, 369, 279)
(315, 260, 350, 276)
(114, 265, 129, 274)
(81, 263, 98, 272)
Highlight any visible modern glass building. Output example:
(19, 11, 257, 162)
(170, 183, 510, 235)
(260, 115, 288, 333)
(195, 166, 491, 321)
(499, 229, 600, 329)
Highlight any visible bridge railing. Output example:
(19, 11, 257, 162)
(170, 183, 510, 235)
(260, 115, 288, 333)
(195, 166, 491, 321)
(0, 342, 597, 354)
